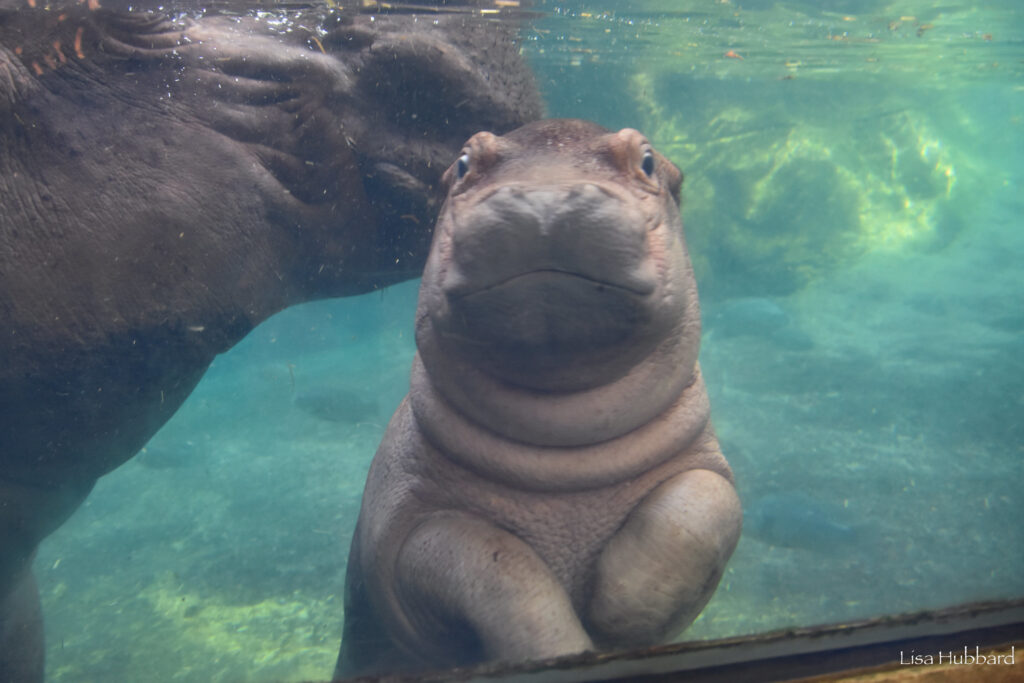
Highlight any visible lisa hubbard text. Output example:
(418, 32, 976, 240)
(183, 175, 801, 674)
(900, 646, 1015, 665)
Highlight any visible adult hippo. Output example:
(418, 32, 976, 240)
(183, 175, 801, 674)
(0, 3, 540, 680)
(337, 119, 742, 677)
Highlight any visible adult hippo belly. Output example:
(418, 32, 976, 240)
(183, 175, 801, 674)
(338, 119, 742, 677)
(0, 4, 539, 680)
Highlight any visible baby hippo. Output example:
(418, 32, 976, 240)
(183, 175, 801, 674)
(336, 119, 741, 678)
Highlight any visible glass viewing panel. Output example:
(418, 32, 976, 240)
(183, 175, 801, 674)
(2, 0, 1018, 680)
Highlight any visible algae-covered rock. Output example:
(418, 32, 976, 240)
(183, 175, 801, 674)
(630, 71, 964, 299)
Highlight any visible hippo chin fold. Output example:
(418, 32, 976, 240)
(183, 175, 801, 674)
(336, 119, 742, 677)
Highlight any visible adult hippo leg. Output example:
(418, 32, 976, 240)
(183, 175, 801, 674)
(0, 478, 93, 681)
(0, 563, 44, 682)
(397, 515, 594, 664)
(0, 360, 207, 682)
(588, 457, 743, 648)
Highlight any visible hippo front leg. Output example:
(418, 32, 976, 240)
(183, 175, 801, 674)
(0, 566, 43, 682)
(397, 514, 594, 665)
(588, 468, 742, 647)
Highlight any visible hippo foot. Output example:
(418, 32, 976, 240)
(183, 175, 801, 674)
(396, 514, 595, 664)
(589, 468, 742, 647)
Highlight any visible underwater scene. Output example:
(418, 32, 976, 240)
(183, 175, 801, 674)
(24, 0, 1022, 680)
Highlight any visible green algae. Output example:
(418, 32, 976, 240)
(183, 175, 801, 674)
(631, 74, 966, 296)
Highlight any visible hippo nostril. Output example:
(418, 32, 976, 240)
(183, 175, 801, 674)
(566, 182, 615, 202)
(565, 184, 586, 201)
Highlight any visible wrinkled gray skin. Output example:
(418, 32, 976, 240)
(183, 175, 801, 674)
(337, 119, 742, 677)
(0, 5, 539, 680)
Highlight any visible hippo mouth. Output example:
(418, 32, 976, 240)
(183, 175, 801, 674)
(447, 267, 654, 301)
(438, 264, 654, 363)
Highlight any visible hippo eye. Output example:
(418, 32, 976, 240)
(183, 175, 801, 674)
(641, 150, 655, 177)
(456, 153, 470, 179)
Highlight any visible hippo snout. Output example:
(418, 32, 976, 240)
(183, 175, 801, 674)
(441, 182, 658, 300)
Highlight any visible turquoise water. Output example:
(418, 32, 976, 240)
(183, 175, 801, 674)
(33, 1, 1023, 680)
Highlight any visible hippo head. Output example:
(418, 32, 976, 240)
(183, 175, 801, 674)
(327, 12, 543, 278)
(417, 119, 701, 395)
(0, 6, 541, 306)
